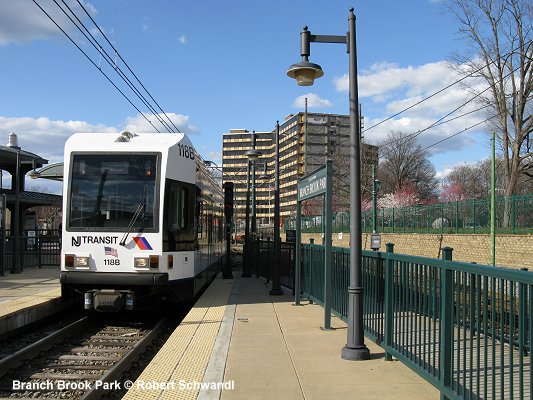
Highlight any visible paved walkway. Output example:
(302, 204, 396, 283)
(126, 274, 439, 400)
(218, 276, 438, 400)
(0, 266, 59, 302)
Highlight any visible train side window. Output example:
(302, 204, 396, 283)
(167, 181, 192, 232)
(163, 179, 195, 252)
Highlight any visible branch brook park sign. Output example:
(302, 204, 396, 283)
(295, 161, 333, 330)
(298, 165, 328, 201)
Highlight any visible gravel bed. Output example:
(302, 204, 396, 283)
(0, 311, 84, 361)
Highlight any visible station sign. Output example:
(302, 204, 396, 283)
(298, 165, 327, 201)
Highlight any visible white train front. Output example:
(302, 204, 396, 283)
(60, 131, 224, 311)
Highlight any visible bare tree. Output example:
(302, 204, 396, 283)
(379, 131, 439, 202)
(332, 142, 377, 210)
(444, 0, 533, 222)
(443, 160, 496, 198)
(444, 157, 532, 199)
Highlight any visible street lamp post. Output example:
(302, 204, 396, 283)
(242, 160, 252, 277)
(270, 121, 283, 295)
(244, 132, 261, 277)
(223, 181, 234, 279)
(287, 7, 370, 360)
(251, 157, 257, 238)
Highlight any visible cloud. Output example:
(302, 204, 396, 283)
(123, 113, 199, 134)
(0, 112, 198, 164)
(0, 1, 97, 46)
(178, 34, 187, 44)
(0, 115, 115, 163)
(293, 93, 333, 109)
(142, 18, 149, 32)
(201, 149, 222, 165)
(0, 112, 200, 193)
(334, 61, 455, 99)
(330, 60, 493, 158)
(435, 167, 455, 180)
(363, 111, 487, 157)
(435, 159, 480, 180)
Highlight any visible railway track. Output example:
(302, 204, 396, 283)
(0, 314, 167, 399)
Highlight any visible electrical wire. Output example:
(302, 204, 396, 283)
(420, 114, 499, 152)
(378, 61, 523, 161)
(33, 0, 179, 133)
(363, 39, 532, 134)
(31, 0, 163, 133)
(74, 0, 181, 133)
(53, 0, 173, 133)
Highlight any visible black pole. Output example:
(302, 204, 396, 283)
(223, 181, 234, 279)
(270, 121, 283, 295)
(341, 7, 370, 361)
(251, 132, 257, 237)
(242, 160, 252, 278)
(12, 150, 21, 274)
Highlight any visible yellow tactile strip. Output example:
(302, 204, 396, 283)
(0, 288, 61, 319)
(123, 277, 233, 400)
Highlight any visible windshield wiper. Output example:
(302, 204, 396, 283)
(90, 169, 109, 226)
(119, 189, 147, 246)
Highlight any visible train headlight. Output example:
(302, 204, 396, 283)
(134, 257, 149, 268)
(75, 256, 89, 267)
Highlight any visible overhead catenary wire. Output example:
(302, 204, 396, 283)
(51, 0, 173, 133)
(377, 60, 524, 161)
(60, 0, 175, 133)
(33, 0, 179, 134)
(363, 39, 532, 134)
(31, 0, 163, 133)
(73, 0, 182, 133)
(420, 114, 499, 153)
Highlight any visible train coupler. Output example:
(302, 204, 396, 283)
(84, 290, 135, 312)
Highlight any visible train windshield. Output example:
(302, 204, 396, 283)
(68, 154, 158, 231)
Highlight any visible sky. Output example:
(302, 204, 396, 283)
(0, 0, 495, 195)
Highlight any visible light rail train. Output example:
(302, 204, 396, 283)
(60, 131, 224, 311)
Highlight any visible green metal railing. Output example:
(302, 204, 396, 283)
(301, 243, 533, 399)
(249, 238, 295, 291)
(283, 194, 533, 234)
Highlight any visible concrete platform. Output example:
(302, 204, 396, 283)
(0, 266, 67, 336)
(125, 274, 439, 400)
(0, 266, 60, 302)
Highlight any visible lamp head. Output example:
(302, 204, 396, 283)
(287, 60, 324, 86)
(245, 149, 262, 161)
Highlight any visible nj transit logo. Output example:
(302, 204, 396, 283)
(133, 237, 153, 250)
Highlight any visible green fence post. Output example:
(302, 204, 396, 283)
(295, 201, 302, 305)
(472, 199, 476, 232)
(440, 246, 454, 399)
(384, 243, 394, 361)
(512, 196, 516, 234)
(323, 160, 333, 330)
(455, 201, 459, 233)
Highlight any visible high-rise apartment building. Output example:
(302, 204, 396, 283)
(222, 113, 378, 232)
